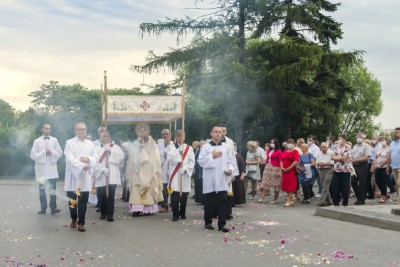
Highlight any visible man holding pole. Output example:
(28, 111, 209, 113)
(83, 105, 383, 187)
(93, 131, 124, 221)
(165, 130, 195, 221)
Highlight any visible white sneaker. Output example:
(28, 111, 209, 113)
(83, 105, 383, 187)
(315, 193, 321, 198)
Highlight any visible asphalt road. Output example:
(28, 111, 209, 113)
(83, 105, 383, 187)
(1, 183, 400, 267)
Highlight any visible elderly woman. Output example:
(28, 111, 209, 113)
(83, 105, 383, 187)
(280, 139, 300, 207)
(298, 144, 316, 204)
(372, 136, 391, 203)
(245, 141, 261, 199)
(258, 138, 282, 204)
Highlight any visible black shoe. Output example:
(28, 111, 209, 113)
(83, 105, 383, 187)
(95, 208, 100, 212)
(301, 199, 310, 204)
(100, 215, 106, 220)
(107, 217, 114, 222)
(172, 217, 179, 221)
(191, 195, 196, 199)
(37, 209, 46, 215)
(227, 215, 233, 220)
(205, 224, 215, 230)
(218, 226, 229, 233)
(132, 212, 140, 217)
(180, 215, 187, 220)
(51, 208, 60, 215)
(354, 200, 365, 205)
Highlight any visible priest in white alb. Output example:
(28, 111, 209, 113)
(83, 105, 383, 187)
(126, 123, 163, 216)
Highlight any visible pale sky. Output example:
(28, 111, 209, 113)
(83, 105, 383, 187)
(0, 0, 398, 129)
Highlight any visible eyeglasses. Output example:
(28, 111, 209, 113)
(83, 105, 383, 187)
(76, 128, 87, 131)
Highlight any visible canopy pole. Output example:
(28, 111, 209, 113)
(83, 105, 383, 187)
(181, 78, 186, 133)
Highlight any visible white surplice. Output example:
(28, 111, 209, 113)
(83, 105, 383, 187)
(198, 141, 235, 194)
(64, 137, 97, 192)
(157, 140, 173, 183)
(30, 135, 63, 181)
(93, 143, 124, 187)
(165, 143, 195, 193)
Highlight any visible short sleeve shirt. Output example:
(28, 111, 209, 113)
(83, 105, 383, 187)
(333, 144, 352, 172)
(389, 140, 400, 169)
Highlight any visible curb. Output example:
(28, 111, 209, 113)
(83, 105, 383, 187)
(315, 206, 400, 232)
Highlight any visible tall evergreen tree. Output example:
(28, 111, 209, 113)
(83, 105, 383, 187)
(132, 0, 363, 146)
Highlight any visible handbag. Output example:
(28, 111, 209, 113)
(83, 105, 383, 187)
(295, 155, 306, 174)
(295, 165, 306, 174)
(247, 164, 258, 172)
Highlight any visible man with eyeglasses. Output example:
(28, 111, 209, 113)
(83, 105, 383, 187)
(388, 127, 400, 203)
(64, 122, 97, 232)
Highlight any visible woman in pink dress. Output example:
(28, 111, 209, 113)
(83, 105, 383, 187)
(280, 139, 300, 207)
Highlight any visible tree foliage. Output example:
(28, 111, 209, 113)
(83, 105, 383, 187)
(338, 64, 383, 138)
(131, 0, 367, 149)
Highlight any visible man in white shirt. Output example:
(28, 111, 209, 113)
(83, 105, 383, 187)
(316, 142, 334, 206)
(30, 123, 63, 215)
(198, 126, 235, 233)
(64, 122, 97, 232)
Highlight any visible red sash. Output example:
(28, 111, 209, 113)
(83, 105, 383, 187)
(99, 143, 114, 163)
(167, 144, 190, 194)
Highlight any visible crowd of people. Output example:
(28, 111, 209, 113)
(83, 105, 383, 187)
(238, 131, 400, 208)
(30, 121, 400, 233)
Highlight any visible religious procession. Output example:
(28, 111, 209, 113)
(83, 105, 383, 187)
(30, 118, 400, 234)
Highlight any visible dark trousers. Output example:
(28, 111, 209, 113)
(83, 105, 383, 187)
(160, 183, 169, 208)
(67, 191, 89, 225)
(366, 163, 374, 198)
(122, 176, 130, 201)
(302, 180, 311, 200)
(351, 162, 368, 202)
(331, 172, 350, 206)
(226, 195, 233, 217)
(375, 168, 388, 196)
(171, 192, 188, 218)
(39, 178, 57, 211)
(204, 191, 227, 227)
(97, 185, 116, 219)
(194, 178, 205, 204)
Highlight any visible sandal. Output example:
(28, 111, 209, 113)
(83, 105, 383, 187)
(257, 199, 265, 203)
(378, 195, 390, 203)
(284, 201, 294, 207)
(270, 200, 278, 204)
